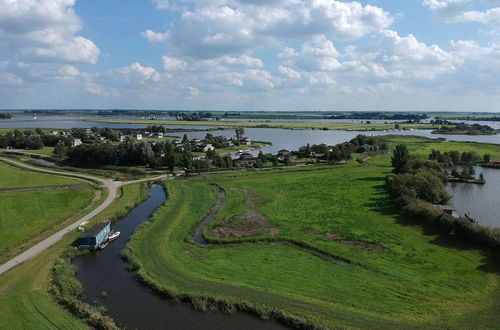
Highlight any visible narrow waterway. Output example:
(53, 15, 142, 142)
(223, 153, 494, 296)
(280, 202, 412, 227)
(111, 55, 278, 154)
(72, 185, 288, 330)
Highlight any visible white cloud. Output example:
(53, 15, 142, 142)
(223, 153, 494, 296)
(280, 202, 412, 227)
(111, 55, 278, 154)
(423, 0, 500, 23)
(0, 0, 99, 64)
(141, 29, 170, 43)
(162, 56, 188, 71)
(165, 0, 393, 58)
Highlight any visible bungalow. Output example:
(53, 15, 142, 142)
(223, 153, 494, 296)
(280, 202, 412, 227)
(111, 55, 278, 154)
(235, 152, 257, 167)
(73, 138, 82, 147)
(79, 222, 111, 250)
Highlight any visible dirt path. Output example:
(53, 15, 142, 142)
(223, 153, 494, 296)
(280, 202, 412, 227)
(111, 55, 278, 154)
(0, 158, 167, 276)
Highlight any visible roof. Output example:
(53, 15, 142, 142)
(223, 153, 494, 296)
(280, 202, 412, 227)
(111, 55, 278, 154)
(434, 205, 456, 211)
(81, 222, 110, 238)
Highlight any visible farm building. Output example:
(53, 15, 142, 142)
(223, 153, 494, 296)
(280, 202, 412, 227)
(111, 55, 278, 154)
(79, 222, 111, 249)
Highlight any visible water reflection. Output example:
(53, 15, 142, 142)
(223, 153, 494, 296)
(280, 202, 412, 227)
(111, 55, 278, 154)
(447, 167, 500, 228)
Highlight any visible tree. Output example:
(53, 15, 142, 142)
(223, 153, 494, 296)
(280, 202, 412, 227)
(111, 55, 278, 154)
(392, 144, 410, 174)
(53, 140, 68, 158)
(235, 127, 245, 142)
(284, 154, 292, 166)
(166, 155, 175, 173)
(483, 154, 491, 163)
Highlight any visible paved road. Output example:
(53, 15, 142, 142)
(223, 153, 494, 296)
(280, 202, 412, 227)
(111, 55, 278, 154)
(0, 157, 167, 276)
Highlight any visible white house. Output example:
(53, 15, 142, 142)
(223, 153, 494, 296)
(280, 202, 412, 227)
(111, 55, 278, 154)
(154, 132, 164, 138)
(203, 144, 215, 152)
(136, 134, 143, 140)
(73, 138, 82, 146)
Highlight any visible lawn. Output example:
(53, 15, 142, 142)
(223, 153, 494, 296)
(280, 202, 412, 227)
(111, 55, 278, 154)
(88, 118, 448, 131)
(127, 165, 500, 329)
(0, 182, 149, 329)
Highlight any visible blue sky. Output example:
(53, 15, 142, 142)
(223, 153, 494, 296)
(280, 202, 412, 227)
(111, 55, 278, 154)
(1, 0, 500, 111)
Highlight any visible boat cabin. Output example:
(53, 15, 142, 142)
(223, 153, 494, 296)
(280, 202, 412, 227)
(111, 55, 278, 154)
(79, 222, 111, 250)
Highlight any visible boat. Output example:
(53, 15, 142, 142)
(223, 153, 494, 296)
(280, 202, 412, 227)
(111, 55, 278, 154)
(99, 241, 109, 249)
(108, 231, 121, 241)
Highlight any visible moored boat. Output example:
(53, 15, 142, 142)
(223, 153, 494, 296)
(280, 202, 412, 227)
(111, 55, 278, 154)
(108, 231, 121, 241)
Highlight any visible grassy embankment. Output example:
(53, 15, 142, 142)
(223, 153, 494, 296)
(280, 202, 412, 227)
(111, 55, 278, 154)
(126, 161, 500, 329)
(87, 118, 447, 131)
(0, 182, 149, 329)
(0, 161, 97, 261)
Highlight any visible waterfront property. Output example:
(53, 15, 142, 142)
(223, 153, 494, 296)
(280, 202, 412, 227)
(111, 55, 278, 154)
(79, 222, 111, 250)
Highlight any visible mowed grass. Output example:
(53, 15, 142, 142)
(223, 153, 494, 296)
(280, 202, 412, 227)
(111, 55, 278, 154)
(128, 166, 500, 329)
(0, 182, 148, 329)
(0, 186, 95, 256)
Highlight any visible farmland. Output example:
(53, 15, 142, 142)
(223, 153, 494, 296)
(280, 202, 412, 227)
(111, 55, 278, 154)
(126, 164, 500, 329)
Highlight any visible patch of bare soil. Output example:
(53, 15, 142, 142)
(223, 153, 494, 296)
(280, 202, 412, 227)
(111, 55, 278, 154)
(324, 232, 386, 253)
(212, 188, 280, 238)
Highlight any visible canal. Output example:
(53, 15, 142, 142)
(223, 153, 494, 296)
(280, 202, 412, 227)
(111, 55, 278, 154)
(72, 185, 288, 330)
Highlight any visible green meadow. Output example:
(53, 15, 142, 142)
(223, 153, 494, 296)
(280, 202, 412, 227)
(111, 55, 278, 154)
(0, 182, 148, 329)
(0, 161, 79, 189)
(127, 163, 500, 329)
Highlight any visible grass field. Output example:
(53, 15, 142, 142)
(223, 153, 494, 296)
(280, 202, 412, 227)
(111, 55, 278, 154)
(88, 118, 447, 131)
(0, 186, 95, 256)
(0, 182, 148, 329)
(0, 161, 80, 189)
(127, 164, 500, 329)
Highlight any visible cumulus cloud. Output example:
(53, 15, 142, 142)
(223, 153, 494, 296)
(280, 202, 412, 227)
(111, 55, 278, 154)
(0, 0, 99, 64)
(165, 0, 393, 58)
(423, 0, 500, 23)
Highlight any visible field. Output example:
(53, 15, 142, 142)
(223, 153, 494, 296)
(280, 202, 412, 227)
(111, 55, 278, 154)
(0, 161, 97, 259)
(88, 118, 447, 131)
(127, 164, 500, 329)
(0, 182, 148, 329)
(0, 161, 79, 189)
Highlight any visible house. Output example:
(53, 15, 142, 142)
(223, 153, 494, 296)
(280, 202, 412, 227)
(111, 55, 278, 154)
(154, 132, 164, 138)
(73, 138, 82, 147)
(119, 135, 127, 142)
(434, 205, 459, 218)
(239, 137, 251, 145)
(277, 149, 291, 157)
(79, 222, 111, 250)
(490, 160, 500, 165)
(203, 144, 214, 152)
(235, 152, 257, 167)
(136, 134, 143, 140)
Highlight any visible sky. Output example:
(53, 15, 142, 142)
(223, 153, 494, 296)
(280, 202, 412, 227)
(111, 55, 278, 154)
(1, 0, 500, 112)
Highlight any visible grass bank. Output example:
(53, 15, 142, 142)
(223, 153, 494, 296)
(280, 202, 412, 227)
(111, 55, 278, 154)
(125, 166, 500, 329)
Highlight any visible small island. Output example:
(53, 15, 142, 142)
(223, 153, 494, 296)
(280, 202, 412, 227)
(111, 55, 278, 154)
(431, 121, 497, 135)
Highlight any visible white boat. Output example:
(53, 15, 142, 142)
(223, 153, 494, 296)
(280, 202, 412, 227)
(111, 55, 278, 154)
(108, 231, 121, 241)
(99, 241, 108, 249)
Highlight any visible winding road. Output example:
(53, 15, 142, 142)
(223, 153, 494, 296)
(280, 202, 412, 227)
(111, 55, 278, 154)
(0, 157, 167, 276)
